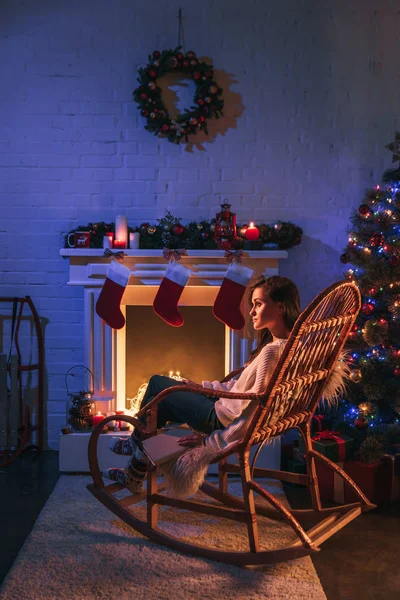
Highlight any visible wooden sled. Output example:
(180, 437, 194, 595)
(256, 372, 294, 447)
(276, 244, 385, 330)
(87, 280, 375, 566)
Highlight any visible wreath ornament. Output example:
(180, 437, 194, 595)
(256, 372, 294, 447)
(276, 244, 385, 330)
(133, 47, 224, 144)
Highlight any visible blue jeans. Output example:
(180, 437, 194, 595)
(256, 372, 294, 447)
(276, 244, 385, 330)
(138, 375, 223, 435)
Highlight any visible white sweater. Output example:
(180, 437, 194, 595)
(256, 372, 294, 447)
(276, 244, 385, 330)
(202, 338, 287, 452)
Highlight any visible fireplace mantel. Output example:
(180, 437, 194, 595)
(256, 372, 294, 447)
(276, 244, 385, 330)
(60, 248, 288, 413)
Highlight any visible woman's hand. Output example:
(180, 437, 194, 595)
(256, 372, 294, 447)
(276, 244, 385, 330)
(177, 433, 205, 447)
(181, 378, 198, 386)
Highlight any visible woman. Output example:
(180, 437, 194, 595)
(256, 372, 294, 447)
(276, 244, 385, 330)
(105, 275, 301, 493)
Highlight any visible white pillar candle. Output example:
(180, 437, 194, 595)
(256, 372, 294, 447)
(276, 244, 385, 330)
(103, 236, 112, 249)
(115, 215, 128, 248)
(129, 232, 140, 249)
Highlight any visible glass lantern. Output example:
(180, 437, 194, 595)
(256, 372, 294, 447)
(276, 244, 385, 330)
(214, 202, 237, 250)
(65, 366, 95, 432)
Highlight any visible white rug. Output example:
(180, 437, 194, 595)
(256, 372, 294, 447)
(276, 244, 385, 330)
(0, 476, 326, 600)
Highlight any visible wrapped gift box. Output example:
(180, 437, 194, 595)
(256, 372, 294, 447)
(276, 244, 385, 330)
(300, 431, 354, 462)
(311, 414, 333, 434)
(343, 454, 394, 505)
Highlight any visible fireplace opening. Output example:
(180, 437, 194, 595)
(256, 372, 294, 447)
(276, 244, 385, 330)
(125, 306, 226, 409)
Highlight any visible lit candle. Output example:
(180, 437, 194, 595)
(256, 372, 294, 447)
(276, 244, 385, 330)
(92, 412, 105, 427)
(115, 215, 128, 248)
(129, 231, 140, 249)
(113, 239, 125, 249)
(245, 222, 260, 241)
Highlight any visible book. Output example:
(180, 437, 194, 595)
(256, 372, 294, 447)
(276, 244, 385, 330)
(142, 433, 188, 467)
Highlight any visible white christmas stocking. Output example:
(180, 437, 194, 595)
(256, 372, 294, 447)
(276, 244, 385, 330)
(213, 262, 254, 330)
(96, 260, 131, 330)
(153, 261, 192, 327)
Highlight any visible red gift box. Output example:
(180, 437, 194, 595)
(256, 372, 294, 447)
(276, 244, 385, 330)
(343, 455, 394, 505)
(315, 460, 345, 503)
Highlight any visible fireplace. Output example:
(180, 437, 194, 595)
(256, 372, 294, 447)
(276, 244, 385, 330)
(59, 249, 288, 472)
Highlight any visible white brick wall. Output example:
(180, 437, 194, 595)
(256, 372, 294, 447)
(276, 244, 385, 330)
(1, 0, 399, 448)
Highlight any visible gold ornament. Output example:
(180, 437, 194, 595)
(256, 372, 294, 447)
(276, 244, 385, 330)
(204, 96, 212, 103)
(147, 226, 156, 234)
(209, 85, 217, 94)
(350, 369, 362, 383)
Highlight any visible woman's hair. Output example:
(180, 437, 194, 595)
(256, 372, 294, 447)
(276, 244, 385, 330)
(245, 275, 301, 365)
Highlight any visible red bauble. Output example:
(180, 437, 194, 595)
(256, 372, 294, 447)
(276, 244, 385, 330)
(394, 367, 400, 377)
(369, 233, 384, 247)
(147, 69, 157, 79)
(152, 50, 160, 58)
(197, 99, 205, 106)
(161, 124, 169, 132)
(359, 204, 371, 216)
(140, 92, 148, 100)
(193, 71, 201, 80)
(172, 224, 184, 235)
(340, 252, 350, 263)
(354, 416, 369, 430)
(361, 302, 374, 316)
(389, 255, 400, 267)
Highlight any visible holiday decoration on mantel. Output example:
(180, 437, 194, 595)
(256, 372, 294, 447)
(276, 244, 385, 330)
(63, 212, 303, 252)
(133, 46, 224, 144)
(338, 135, 400, 432)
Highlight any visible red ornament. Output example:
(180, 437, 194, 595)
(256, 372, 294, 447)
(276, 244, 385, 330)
(161, 124, 169, 132)
(389, 255, 400, 267)
(359, 204, 371, 216)
(152, 50, 160, 58)
(172, 224, 184, 235)
(193, 71, 201, 80)
(354, 416, 369, 430)
(197, 98, 205, 106)
(340, 252, 350, 264)
(361, 302, 375, 316)
(183, 59, 190, 67)
(199, 116, 206, 123)
(369, 233, 384, 247)
(147, 69, 157, 79)
(140, 92, 148, 100)
(394, 367, 400, 377)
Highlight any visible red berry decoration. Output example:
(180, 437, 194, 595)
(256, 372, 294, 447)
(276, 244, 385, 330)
(354, 416, 369, 430)
(133, 46, 224, 144)
(361, 302, 375, 316)
(340, 252, 350, 263)
(369, 232, 384, 247)
(389, 255, 400, 267)
(359, 204, 371, 216)
(394, 367, 400, 377)
(172, 224, 185, 235)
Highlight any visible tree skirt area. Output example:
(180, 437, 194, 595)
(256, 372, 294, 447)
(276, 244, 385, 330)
(0, 476, 326, 600)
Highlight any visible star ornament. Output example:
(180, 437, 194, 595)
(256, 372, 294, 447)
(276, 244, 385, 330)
(385, 132, 400, 163)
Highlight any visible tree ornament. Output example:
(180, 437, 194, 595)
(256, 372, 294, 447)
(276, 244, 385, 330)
(361, 302, 375, 316)
(340, 252, 350, 263)
(350, 369, 363, 383)
(359, 204, 371, 216)
(140, 222, 150, 230)
(385, 131, 400, 162)
(133, 46, 224, 144)
(147, 226, 156, 234)
(354, 415, 369, 430)
(394, 367, 400, 377)
(389, 254, 400, 267)
(369, 232, 385, 247)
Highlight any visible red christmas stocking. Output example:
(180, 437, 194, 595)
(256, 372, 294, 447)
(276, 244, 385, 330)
(153, 261, 192, 327)
(213, 262, 254, 330)
(96, 261, 131, 330)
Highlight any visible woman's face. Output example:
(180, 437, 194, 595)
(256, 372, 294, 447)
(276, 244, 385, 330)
(249, 286, 284, 331)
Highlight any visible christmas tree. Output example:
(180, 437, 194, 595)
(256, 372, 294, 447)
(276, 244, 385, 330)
(340, 133, 400, 432)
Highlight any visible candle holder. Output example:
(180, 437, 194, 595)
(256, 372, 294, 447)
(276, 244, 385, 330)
(65, 366, 95, 432)
(214, 202, 237, 250)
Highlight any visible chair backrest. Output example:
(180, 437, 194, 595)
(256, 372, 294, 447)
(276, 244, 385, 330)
(243, 280, 361, 447)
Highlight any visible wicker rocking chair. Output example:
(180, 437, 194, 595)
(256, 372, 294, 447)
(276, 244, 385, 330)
(87, 280, 375, 566)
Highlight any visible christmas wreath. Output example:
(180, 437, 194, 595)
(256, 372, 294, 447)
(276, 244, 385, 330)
(133, 47, 224, 144)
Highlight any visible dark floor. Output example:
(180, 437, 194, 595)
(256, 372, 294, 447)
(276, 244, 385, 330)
(0, 451, 398, 599)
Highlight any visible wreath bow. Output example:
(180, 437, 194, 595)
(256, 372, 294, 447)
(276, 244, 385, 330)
(224, 249, 243, 264)
(162, 248, 187, 262)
